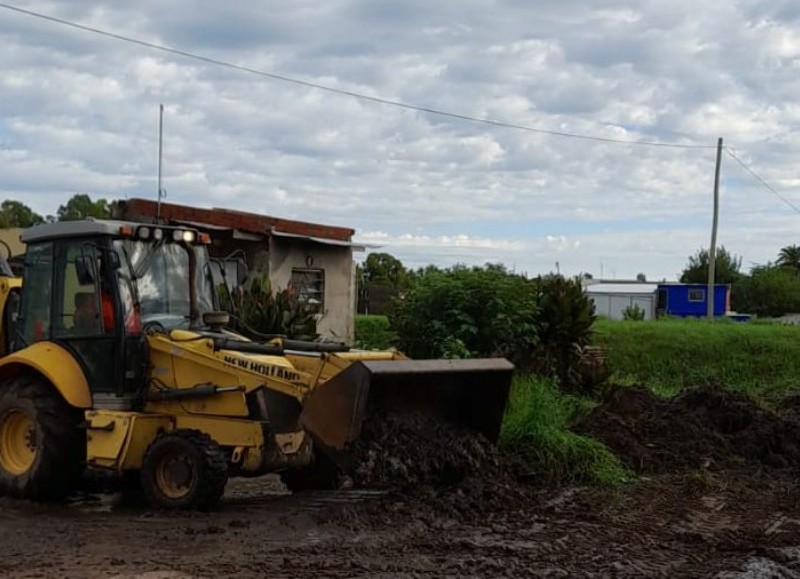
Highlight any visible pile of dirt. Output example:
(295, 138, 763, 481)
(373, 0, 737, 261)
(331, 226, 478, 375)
(329, 412, 530, 522)
(347, 412, 504, 488)
(577, 384, 800, 473)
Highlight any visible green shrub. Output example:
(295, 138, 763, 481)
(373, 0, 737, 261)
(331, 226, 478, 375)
(390, 265, 540, 363)
(500, 375, 630, 486)
(354, 314, 397, 349)
(732, 265, 800, 317)
(622, 304, 646, 321)
(223, 275, 318, 341)
(391, 268, 599, 393)
(528, 275, 597, 394)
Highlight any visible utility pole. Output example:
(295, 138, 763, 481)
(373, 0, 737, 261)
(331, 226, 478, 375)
(707, 137, 723, 320)
(157, 103, 165, 221)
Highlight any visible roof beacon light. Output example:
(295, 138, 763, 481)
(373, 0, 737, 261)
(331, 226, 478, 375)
(119, 225, 134, 237)
(198, 232, 211, 244)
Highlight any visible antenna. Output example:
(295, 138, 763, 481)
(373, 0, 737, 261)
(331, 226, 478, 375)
(157, 103, 164, 221)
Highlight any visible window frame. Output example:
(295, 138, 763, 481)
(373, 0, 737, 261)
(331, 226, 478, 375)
(290, 268, 325, 315)
(688, 288, 706, 303)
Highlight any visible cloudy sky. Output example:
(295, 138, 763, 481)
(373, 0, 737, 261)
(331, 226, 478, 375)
(1, 1, 799, 280)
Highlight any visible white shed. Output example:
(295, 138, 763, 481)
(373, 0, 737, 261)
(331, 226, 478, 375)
(585, 283, 658, 320)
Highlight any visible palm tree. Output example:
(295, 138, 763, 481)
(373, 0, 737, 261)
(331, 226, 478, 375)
(777, 245, 800, 273)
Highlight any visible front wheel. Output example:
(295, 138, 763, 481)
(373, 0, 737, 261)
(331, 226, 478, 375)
(0, 374, 84, 500)
(140, 430, 228, 510)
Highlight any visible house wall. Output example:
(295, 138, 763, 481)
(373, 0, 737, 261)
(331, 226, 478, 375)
(659, 284, 728, 317)
(589, 293, 656, 320)
(268, 236, 354, 342)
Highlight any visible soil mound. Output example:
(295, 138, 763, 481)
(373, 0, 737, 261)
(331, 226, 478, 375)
(332, 412, 530, 522)
(577, 384, 800, 473)
(348, 412, 503, 488)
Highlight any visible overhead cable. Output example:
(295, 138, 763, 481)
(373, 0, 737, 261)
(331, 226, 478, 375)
(0, 2, 717, 150)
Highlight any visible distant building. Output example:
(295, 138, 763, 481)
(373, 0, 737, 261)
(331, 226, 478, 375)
(585, 280, 730, 320)
(116, 198, 370, 342)
(585, 282, 658, 320)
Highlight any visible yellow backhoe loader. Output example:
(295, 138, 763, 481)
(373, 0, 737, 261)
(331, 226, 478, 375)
(0, 219, 513, 509)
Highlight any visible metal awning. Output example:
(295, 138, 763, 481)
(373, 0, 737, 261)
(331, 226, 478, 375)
(171, 219, 266, 241)
(270, 229, 380, 251)
(170, 219, 232, 232)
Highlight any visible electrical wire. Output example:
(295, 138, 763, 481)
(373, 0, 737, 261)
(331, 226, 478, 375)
(724, 148, 800, 215)
(0, 2, 717, 150)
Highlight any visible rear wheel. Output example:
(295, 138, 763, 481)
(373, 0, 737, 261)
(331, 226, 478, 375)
(0, 374, 84, 500)
(140, 430, 228, 510)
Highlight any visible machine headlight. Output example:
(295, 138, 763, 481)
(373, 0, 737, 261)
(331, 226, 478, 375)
(152, 228, 164, 241)
(138, 226, 151, 240)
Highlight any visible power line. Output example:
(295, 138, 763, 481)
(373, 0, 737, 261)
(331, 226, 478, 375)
(724, 148, 800, 215)
(0, 2, 718, 150)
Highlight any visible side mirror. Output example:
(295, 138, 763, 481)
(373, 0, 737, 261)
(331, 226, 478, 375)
(75, 256, 96, 285)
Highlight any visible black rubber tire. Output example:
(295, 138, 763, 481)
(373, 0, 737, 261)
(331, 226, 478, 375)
(0, 374, 84, 500)
(280, 449, 340, 492)
(140, 429, 228, 511)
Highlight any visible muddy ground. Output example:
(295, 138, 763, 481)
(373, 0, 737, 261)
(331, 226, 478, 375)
(4, 385, 800, 578)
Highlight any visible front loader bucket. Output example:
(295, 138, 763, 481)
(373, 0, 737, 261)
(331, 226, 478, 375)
(300, 358, 514, 456)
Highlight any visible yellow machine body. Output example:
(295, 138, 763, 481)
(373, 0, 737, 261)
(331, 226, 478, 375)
(0, 219, 514, 509)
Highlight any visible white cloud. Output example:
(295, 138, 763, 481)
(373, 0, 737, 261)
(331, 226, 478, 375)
(0, 0, 798, 281)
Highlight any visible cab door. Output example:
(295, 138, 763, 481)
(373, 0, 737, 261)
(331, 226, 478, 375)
(50, 239, 119, 395)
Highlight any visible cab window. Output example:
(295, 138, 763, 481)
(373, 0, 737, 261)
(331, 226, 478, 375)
(19, 242, 53, 344)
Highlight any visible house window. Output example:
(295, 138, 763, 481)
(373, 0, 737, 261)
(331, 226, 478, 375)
(291, 268, 325, 314)
(688, 289, 705, 302)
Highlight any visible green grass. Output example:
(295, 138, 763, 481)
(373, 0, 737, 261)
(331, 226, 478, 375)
(500, 375, 631, 486)
(354, 314, 397, 350)
(593, 317, 800, 403)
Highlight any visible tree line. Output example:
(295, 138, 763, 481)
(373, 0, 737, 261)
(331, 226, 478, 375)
(0, 195, 113, 228)
(680, 245, 800, 317)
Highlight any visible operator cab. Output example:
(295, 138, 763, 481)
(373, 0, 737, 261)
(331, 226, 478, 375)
(16, 219, 217, 407)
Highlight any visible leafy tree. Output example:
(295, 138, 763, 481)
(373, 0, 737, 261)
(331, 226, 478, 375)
(777, 245, 800, 274)
(363, 252, 409, 290)
(680, 246, 742, 284)
(358, 252, 412, 315)
(57, 194, 112, 221)
(732, 264, 800, 317)
(0, 200, 44, 228)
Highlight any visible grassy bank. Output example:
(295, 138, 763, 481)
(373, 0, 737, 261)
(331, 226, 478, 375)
(593, 318, 800, 402)
(500, 375, 630, 486)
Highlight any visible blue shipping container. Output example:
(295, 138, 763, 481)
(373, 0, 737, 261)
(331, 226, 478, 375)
(656, 284, 728, 317)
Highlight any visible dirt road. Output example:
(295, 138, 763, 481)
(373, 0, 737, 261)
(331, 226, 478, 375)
(0, 469, 799, 578)
(4, 385, 800, 578)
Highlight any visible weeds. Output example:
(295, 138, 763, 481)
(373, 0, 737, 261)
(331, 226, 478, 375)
(500, 375, 631, 486)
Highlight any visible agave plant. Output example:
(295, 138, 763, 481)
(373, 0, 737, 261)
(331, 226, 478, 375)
(221, 274, 318, 341)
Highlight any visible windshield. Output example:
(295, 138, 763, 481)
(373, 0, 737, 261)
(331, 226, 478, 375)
(115, 239, 215, 329)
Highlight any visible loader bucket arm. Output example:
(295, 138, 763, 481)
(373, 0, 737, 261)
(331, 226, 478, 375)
(299, 358, 514, 457)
